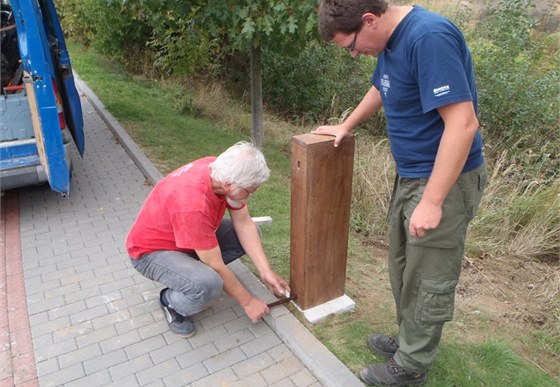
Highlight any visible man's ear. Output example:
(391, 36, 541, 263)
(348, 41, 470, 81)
(361, 13, 379, 29)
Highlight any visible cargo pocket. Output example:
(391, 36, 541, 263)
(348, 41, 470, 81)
(415, 279, 458, 323)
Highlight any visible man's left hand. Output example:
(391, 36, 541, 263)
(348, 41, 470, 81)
(409, 200, 442, 239)
(261, 270, 290, 297)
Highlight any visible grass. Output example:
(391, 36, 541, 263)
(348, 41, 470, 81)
(68, 41, 559, 386)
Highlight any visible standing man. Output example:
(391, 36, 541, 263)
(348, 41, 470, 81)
(314, 1, 487, 385)
(126, 141, 290, 338)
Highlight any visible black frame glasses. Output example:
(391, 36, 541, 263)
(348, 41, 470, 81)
(348, 31, 359, 52)
(346, 28, 362, 52)
(241, 187, 253, 198)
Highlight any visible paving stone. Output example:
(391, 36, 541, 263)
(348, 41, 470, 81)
(163, 369, 195, 386)
(83, 349, 128, 374)
(191, 367, 238, 387)
(64, 369, 112, 387)
(108, 353, 154, 381)
(291, 368, 319, 387)
(269, 378, 298, 387)
(148, 339, 192, 365)
(231, 351, 275, 379)
(135, 358, 181, 386)
(261, 357, 304, 385)
(241, 331, 283, 358)
(124, 335, 167, 359)
(34, 337, 77, 362)
(198, 307, 238, 330)
(35, 358, 59, 377)
(58, 343, 103, 368)
(69, 304, 108, 325)
(52, 320, 94, 343)
(229, 372, 269, 387)
(176, 343, 219, 369)
(204, 347, 247, 373)
(114, 312, 154, 335)
(100, 329, 142, 354)
(91, 310, 130, 331)
(47, 299, 87, 320)
(39, 363, 85, 387)
(214, 328, 256, 353)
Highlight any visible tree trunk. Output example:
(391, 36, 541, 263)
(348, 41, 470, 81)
(250, 43, 264, 148)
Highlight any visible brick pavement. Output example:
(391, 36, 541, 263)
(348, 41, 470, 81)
(1, 80, 364, 387)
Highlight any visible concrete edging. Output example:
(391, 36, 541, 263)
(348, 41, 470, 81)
(73, 73, 164, 185)
(74, 72, 364, 387)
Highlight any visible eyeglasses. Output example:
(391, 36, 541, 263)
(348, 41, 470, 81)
(241, 187, 254, 198)
(347, 27, 362, 52)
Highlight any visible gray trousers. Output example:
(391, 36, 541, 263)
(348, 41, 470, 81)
(389, 162, 487, 372)
(130, 218, 246, 317)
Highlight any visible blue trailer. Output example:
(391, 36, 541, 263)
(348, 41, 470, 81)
(0, 0, 84, 197)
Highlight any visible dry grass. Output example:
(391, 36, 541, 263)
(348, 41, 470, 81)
(350, 137, 560, 264)
(351, 137, 394, 236)
(190, 81, 303, 145)
(469, 150, 560, 261)
(190, 82, 252, 135)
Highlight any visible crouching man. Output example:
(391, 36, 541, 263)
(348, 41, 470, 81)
(126, 141, 290, 337)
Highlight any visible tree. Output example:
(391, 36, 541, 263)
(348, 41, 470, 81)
(196, 0, 318, 147)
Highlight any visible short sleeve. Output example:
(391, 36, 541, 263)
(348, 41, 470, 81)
(412, 33, 474, 113)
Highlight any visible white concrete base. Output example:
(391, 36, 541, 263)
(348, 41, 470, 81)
(297, 295, 356, 324)
(251, 216, 273, 225)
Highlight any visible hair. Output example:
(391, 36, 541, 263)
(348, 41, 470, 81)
(210, 141, 271, 190)
(317, 0, 389, 41)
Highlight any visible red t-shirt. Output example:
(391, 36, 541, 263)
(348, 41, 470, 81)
(126, 157, 243, 259)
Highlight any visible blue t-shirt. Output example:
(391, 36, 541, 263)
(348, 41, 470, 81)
(372, 5, 484, 178)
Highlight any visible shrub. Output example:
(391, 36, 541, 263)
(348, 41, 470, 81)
(468, 0, 560, 180)
(57, 0, 155, 74)
(57, 0, 214, 77)
(261, 42, 377, 125)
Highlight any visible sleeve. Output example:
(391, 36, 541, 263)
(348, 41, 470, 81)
(226, 202, 246, 211)
(412, 32, 474, 113)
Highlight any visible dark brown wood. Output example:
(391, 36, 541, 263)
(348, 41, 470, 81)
(290, 133, 355, 310)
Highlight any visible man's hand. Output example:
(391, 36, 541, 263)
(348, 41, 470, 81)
(242, 296, 269, 323)
(242, 270, 290, 323)
(311, 124, 350, 147)
(260, 270, 290, 297)
(408, 199, 442, 239)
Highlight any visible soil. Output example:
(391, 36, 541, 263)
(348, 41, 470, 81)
(362, 239, 560, 380)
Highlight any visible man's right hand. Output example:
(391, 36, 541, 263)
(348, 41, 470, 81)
(243, 296, 269, 323)
(311, 124, 350, 147)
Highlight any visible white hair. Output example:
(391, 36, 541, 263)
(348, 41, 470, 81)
(210, 141, 270, 189)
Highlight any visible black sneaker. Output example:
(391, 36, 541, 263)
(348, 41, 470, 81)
(368, 333, 399, 358)
(159, 288, 195, 338)
(359, 358, 426, 386)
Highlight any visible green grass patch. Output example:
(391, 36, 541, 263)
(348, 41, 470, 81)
(69, 42, 243, 173)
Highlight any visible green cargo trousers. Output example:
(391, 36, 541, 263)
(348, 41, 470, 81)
(388, 162, 487, 373)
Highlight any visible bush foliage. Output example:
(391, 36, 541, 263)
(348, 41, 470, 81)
(470, 0, 560, 180)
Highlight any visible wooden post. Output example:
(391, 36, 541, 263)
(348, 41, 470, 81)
(290, 133, 355, 310)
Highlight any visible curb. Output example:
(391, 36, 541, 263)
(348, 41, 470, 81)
(73, 73, 164, 185)
(74, 72, 364, 387)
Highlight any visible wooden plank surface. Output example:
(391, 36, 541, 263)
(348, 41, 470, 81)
(290, 134, 355, 310)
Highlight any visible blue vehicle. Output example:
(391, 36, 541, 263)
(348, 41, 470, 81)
(0, 0, 84, 197)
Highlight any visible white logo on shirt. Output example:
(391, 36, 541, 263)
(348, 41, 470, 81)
(381, 74, 390, 97)
(433, 85, 450, 97)
(170, 163, 193, 177)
